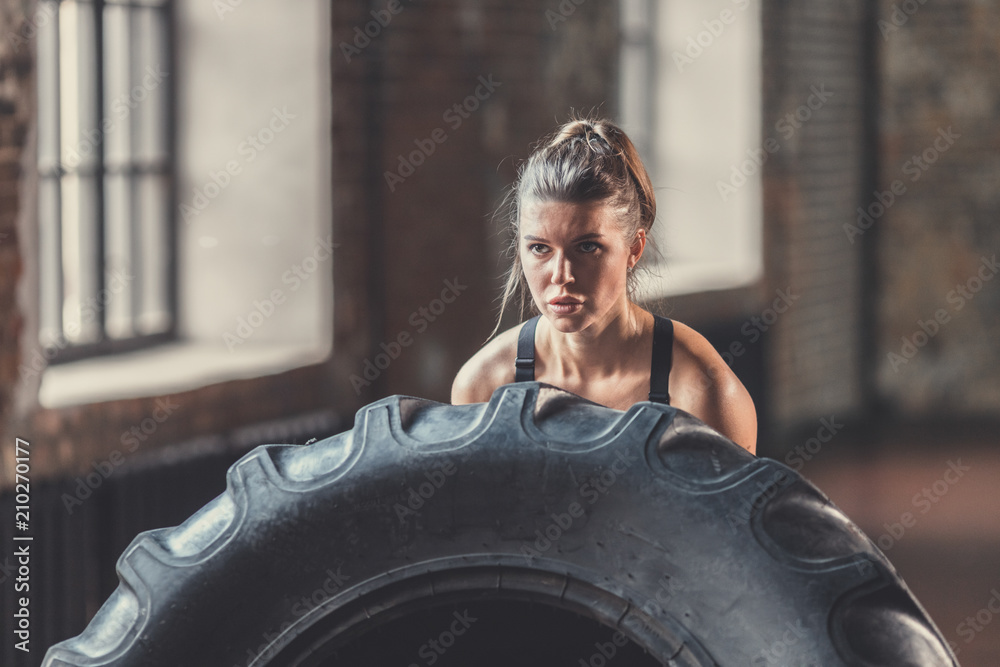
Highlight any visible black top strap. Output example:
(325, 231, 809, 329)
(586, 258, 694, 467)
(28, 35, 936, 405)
(515, 315, 540, 382)
(513, 313, 671, 404)
(648, 316, 673, 404)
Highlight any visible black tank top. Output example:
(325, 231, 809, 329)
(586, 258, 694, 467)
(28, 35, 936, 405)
(513, 314, 674, 404)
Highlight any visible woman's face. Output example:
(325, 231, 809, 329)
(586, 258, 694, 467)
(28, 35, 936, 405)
(519, 199, 644, 332)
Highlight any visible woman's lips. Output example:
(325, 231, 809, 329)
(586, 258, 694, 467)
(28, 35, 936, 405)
(548, 297, 582, 314)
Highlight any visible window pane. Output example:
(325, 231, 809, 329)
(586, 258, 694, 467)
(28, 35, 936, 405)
(104, 173, 134, 338)
(134, 6, 169, 163)
(106, 0, 168, 6)
(38, 178, 62, 341)
(61, 173, 101, 343)
(136, 175, 170, 334)
(37, 1, 61, 171)
(60, 0, 100, 173)
(103, 3, 132, 169)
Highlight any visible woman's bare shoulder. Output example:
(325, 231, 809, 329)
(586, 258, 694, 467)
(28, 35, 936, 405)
(669, 318, 758, 454)
(670, 319, 729, 369)
(450, 323, 523, 404)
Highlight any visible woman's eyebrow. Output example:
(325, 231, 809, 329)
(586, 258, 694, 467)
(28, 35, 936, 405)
(522, 233, 604, 242)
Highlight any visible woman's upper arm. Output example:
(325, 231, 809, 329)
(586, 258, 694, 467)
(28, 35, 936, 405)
(452, 328, 519, 405)
(672, 323, 758, 454)
(451, 357, 489, 404)
(451, 344, 509, 404)
(699, 367, 757, 455)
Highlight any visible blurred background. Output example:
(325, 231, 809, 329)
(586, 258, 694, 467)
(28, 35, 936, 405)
(0, 0, 997, 664)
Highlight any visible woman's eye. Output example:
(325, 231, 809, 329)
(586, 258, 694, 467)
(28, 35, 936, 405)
(579, 242, 600, 253)
(528, 243, 549, 255)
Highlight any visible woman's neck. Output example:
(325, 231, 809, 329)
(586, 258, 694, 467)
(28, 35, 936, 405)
(539, 300, 649, 380)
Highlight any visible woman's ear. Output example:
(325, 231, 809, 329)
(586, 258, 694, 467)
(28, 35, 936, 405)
(629, 228, 647, 268)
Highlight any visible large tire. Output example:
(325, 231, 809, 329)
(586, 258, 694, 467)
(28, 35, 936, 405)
(42, 382, 958, 666)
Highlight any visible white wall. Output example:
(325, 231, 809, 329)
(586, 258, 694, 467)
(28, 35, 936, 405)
(176, 0, 332, 349)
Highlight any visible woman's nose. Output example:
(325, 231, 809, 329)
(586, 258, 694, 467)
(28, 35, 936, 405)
(551, 253, 574, 285)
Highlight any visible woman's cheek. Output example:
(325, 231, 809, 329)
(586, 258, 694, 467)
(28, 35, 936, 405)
(523, 261, 546, 300)
(593, 263, 621, 294)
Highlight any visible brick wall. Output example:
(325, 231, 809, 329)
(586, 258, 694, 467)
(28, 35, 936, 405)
(0, 0, 32, 457)
(331, 0, 621, 405)
(875, 0, 1000, 417)
(760, 0, 1000, 433)
(762, 0, 870, 429)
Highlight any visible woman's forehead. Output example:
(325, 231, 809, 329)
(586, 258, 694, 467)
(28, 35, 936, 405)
(519, 200, 621, 236)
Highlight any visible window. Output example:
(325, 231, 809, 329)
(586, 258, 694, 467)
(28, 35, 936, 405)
(37, 0, 175, 364)
(620, 0, 763, 299)
(38, 0, 332, 408)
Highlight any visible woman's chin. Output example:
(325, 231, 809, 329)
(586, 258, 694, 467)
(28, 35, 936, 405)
(545, 309, 589, 332)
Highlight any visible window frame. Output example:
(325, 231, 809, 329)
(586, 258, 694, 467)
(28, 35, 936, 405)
(37, 0, 178, 365)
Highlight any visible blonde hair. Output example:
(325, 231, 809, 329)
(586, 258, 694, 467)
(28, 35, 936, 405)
(492, 117, 657, 336)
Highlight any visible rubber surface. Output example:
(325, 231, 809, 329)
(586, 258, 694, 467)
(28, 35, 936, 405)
(42, 382, 960, 666)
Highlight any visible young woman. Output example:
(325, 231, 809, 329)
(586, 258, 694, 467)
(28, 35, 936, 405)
(451, 118, 757, 454)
